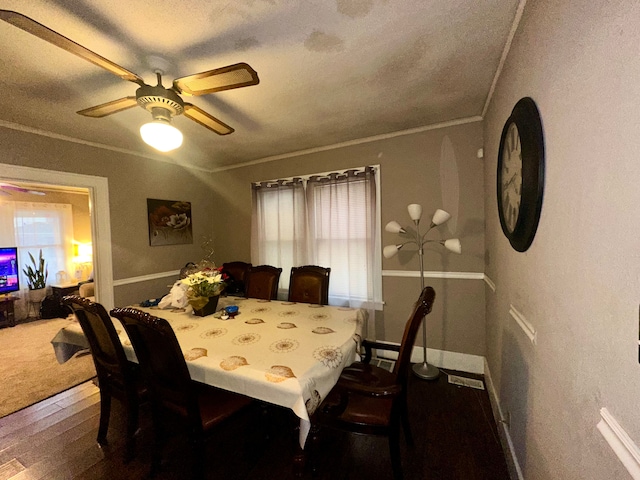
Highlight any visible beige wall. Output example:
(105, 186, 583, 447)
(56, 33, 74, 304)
(0, 127, 219, 307)
(483, 0, 640, 478)
(211, 121, 486, 354)
(0, 120, 486, 355)
(0, 188, 91, 243)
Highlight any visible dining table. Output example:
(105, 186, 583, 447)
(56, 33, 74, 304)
(51, 295, 366, 448)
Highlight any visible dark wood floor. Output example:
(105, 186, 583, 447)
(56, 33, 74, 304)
(0, 368, 510, 480)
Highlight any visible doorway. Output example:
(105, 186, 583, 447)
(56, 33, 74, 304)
(0, 163, 114, 309)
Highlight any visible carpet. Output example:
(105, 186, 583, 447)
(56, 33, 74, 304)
(0, 316, 96, 418)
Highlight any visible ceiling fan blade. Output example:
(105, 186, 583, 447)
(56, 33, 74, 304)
(0, 10, 145, 86)
(173, 63, 259, 96)
(0, 183, 29, 193)
(0, 183, 45, 195)
(183, 103, 234, 135)
(77, 97, 138, 117)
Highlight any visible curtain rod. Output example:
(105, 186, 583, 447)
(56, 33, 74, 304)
(252, 165, 377, 188)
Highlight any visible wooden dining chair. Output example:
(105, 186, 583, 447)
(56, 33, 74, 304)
(310, 286, 436, 480)
(288, 265, 331, 305)
(110, 307, 253, 478)
(62, 295, 146, 462)
(244, 265, 282, 300)
(221, 261, 252, 295)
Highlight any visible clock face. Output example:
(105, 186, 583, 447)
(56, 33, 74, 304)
(496, 97, 545, 252)
(500, 122, 522, 233)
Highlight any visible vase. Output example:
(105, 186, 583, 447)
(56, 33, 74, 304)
(28, 287, 47, 303)
(191, 295, 219, 317)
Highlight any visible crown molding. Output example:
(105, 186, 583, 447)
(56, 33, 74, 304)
(210, 116, 484, 173)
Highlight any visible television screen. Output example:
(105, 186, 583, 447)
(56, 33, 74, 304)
(0, 247, 19, 295)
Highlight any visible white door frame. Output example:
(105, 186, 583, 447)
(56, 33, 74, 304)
(0, 163, 115, 309)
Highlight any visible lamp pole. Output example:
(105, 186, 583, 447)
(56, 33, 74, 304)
(411, 217, 441, 380)
(383, 205, 461, 381)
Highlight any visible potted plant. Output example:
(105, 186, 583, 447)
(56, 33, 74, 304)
(23, 249, 48, 302)
(181, 267, 226, 316)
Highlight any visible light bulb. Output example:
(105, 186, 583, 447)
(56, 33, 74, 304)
(431, 209, 451, 226)
(140, 120, 183, 152)
(407, 204, 423, 222)
(383, 245, 401, 258)
(443, 238, 462, 254)
(385, 221, 405, 234)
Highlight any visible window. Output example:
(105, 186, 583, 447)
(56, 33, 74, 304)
(251, 166, 382, 309)
(0, 201, 74, 289)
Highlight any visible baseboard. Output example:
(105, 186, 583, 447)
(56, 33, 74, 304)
(368, 341, 484, 374)
(417, 347, 485, 374)
(484, 358, 523, 480)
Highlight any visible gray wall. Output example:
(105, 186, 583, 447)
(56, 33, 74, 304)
(0, 120, 486, 356)
(483, 0, 640, 478)
(0, 127, 219, 307)
(212, 121, 486, 354)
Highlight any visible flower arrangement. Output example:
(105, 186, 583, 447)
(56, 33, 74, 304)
(181, 267, 227, 302)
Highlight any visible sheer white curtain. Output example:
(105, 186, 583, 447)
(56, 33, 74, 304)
(0, 200, 74, 291)
(306, 167, 380, 308)
(251, 179, 308, 296)
(251, 166, 381, 309)
(0, 201, 16, 247)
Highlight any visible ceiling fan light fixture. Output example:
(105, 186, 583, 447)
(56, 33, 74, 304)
(140, 119, 183, 152)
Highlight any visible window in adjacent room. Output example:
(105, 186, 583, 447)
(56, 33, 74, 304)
(0, 201, 74, 289)
(251, 166, 382, 309)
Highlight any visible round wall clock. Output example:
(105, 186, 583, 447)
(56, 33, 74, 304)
(497, 97, 545, 252)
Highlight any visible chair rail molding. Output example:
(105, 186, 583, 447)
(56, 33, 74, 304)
(484, 274, 496, 292)
(382, 270, 484, 280)
(113, 270, 180, 287)
(509, 304, 536, 344)
(597, 407, 640, 479)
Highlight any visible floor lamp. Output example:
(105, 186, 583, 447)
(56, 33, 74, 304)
(383, 204, 461, 380)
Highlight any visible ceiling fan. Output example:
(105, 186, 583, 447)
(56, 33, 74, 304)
(0, 10, 260, 151)
(0, 183, 45, 196)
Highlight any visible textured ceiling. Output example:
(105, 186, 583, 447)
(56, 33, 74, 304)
(0, 0, 520, 170)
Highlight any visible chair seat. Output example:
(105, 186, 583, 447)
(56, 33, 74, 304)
(340, 362, 396, 388)
(320, 388, 393, 429)
(318, 362, 396, 432)
(197, 384, 253, 431)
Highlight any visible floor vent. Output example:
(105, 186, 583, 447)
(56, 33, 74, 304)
(448, 374, 485, 390)
(371, 357, 395, 372)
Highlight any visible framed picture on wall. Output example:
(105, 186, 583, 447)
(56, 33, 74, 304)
(147, 198, 193, 246)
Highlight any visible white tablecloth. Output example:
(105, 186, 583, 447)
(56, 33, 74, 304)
(53, 296, 366, 447)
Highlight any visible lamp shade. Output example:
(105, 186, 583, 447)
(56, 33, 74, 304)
(443, 238, 462, 254)
(407, 204, 423, 221)
(140, 120, 183, 152)
(385, 221, 406, 234)
(431, 209, 451, 226)
(383, 244, 401, 259)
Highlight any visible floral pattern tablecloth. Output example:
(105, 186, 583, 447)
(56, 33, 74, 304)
(54, 296, 365, 447)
